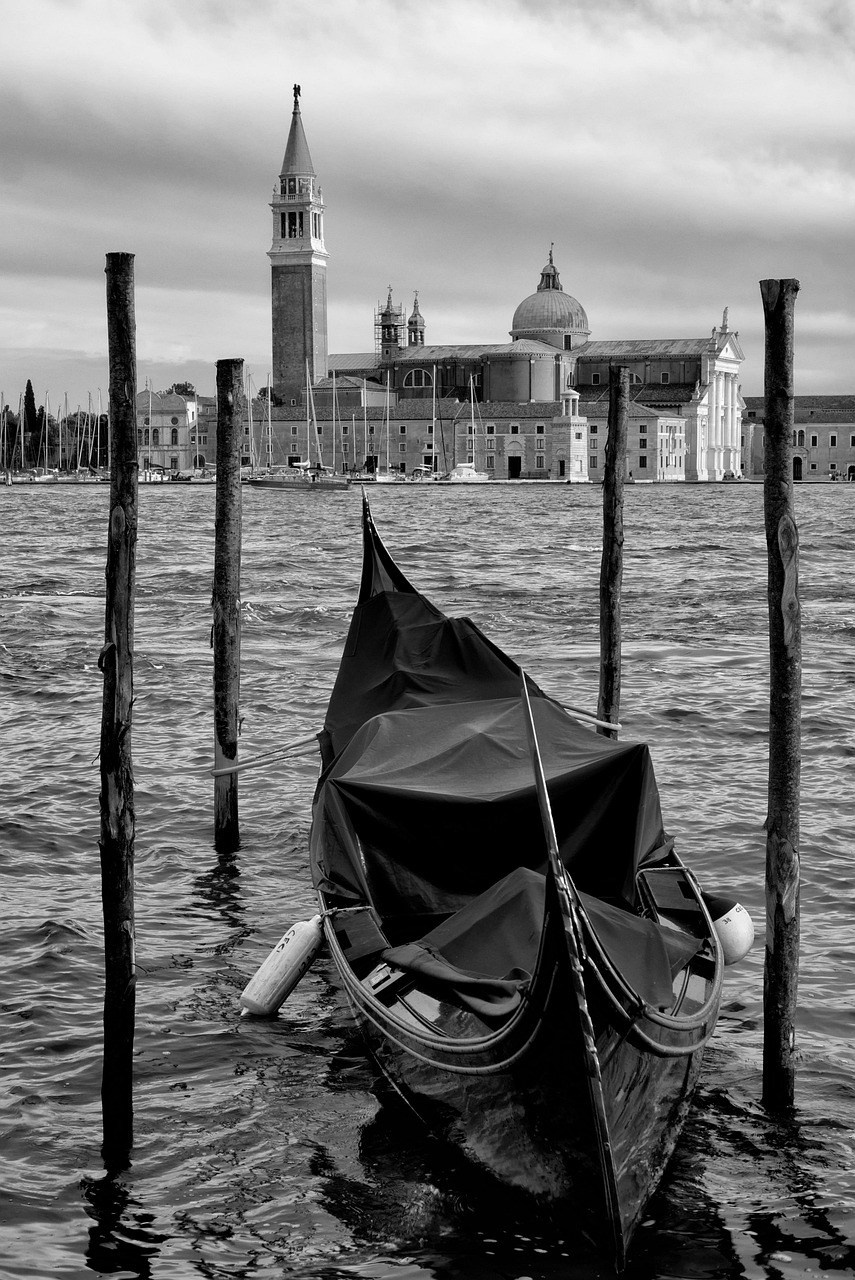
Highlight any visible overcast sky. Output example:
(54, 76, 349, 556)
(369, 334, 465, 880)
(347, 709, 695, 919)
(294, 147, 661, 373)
(2, 0, 854, 412)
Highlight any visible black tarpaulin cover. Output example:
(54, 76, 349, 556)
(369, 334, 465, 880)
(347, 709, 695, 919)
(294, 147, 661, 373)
(380, 866, 691, 1016)
(312, 694, 669, 915)
(320, 590, 542, 764)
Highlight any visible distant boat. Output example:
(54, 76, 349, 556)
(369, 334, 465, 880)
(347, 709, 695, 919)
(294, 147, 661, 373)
(246, 466, 349, 493)
(440, 377, 490, 482)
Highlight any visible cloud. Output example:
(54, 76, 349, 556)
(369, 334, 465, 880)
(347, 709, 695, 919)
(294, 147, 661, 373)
(1, 0, 853, 408)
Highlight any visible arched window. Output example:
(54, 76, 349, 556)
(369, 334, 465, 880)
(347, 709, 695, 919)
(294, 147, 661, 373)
(797, 430, 805, 446)
(144, 428, 150, 445)
(137, 429, 143, 445)
(152, 428, 160, 446)
(403, 369, 433, 388)
(171, 428, 179, 445)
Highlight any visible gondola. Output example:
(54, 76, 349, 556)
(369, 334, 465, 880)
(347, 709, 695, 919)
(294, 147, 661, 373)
(308, 495, 730, 1270)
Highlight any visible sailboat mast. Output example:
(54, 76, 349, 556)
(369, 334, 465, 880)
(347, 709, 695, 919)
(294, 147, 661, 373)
(267, 376, 273, 470)
(384, 373, 390, 475)
(431, 365, 437, 473)
(332, 371, 337, 473)
(362, 379, 368, 473)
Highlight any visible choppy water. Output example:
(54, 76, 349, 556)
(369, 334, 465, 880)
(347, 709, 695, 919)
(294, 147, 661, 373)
(1, 479, 854, 1280)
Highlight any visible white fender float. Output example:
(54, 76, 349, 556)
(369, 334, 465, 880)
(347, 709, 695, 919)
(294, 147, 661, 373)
(239, 914, 324, 1016)
(702, 893, 754, 966)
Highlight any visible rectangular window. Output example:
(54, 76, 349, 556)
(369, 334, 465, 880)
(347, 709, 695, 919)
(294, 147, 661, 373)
(399, 443, 406, 452)
(536, 424, 545, 434)
(510, 424, 520, 434)
(342, 424, 349, 435)
(535, 455, 544, 468)
(639, 456, 648, 468)
(590, 439, 598, 449)
(427, 424, 433, 435)
(589, 424, 598, 434)
(342, 443, 349, 454)
(316, 425, 322, 434)
(830, 434, 837, 447)
(486, 438, 495, 451)
(486, 454, 495, 469)
(467, 454, 474, 464)
(810, 434, 818, 446)
(660, 372, 670, 384)
(592, 373, 601, 385)
(291, 426, 298, 436)
(486, 423, 495, 435)
(536, 438, 545, 450)
(170, 456, 178, 471)
(639, 439, 647, 450)
(830, 462, 837, 471)
(851, 435, 855, 447)
(399, 425, 407, 434)
(368, 425, 375, 435)
(639, 423, 647, 434)
(589, 456, 598, 469)
(574, 431, 582, 440)
(810, 463, 817, 471)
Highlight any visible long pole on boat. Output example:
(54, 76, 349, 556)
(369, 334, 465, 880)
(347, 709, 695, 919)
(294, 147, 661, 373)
(597, 365, 628, 740)
(760, 278, 801, 1112)
(431, 365, 437, 474)
(212, 357, 244, 852)
(332, 371, 337, 473)
(99, 251, 138, 1167)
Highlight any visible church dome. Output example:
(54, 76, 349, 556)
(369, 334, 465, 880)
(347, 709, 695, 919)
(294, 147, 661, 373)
(511, 249, 589, 348)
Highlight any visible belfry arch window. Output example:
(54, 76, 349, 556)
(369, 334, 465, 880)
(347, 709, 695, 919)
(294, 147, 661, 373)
(403, 369, 433, 388)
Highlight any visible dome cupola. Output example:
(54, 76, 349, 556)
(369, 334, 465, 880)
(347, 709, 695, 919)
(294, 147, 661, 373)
(511, 246, 590, 350)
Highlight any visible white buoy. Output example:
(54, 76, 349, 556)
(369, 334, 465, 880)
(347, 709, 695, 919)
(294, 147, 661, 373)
(702, 894, 754, 966)
(239, 915, 324, 1016)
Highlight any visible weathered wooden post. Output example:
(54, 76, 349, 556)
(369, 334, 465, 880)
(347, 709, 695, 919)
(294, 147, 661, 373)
(760, 279, 801, 1111)
(99, 252, 138, 1166)
(597, 365, 629, 739)
(212, 358, 244, 852)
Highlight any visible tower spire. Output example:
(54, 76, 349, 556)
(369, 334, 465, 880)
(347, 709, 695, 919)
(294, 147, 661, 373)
(269, 88, 328, 400)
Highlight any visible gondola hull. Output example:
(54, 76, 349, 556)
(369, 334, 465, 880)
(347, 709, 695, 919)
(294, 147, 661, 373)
(310, 496, 724, 1269)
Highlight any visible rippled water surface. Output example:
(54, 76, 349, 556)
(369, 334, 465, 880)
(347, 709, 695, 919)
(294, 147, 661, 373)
(1, 480, 854, 1280)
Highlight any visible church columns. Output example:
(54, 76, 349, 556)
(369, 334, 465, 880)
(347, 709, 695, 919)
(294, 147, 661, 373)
(706, 371, 718, 476)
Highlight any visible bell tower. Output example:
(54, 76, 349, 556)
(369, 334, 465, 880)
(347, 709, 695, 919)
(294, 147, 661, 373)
(269, 85, 328, 402)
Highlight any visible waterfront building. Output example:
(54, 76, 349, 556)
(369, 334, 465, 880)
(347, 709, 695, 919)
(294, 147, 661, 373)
(743, 396, 855, 482)
(266, 91, 745, 482)
(135, 390, 198, 474)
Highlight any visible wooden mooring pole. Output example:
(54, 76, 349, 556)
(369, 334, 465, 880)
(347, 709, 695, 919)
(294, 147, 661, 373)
(212, 358, 244, 852)
(597, 365, 629, 740)
(760, 279, 801, 1111)
(99, 252, 138, 1166)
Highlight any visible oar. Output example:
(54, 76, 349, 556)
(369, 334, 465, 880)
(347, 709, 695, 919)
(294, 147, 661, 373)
(519, 675, 569, 890)
(518, 673, 626, 1268)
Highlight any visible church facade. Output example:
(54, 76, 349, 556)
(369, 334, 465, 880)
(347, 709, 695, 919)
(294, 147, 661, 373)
(267, 88, 746, 482)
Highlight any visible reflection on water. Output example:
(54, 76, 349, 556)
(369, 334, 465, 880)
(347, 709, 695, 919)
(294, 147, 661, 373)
(1, 482, 854, 1278)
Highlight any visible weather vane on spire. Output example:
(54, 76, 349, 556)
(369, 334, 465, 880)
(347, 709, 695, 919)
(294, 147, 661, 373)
(293, 84, 301, 105)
